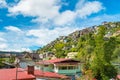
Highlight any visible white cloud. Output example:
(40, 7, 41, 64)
(76, 0, 86, 9)
(0, 26, 36, 51)
(54, 10, 76, 25)
(0, 0, 105, 51)
(27, 27, 79, 45)
(0, 43, 7, 50)
(8, 0, 104, 26)
(5, 26, 22, 32)
(0, 25, 79, 51)
(76, 1, 104, 18)
(0, 0, 7, 8)
(0, 37, 6, 42)
(74, 14, 120, 28)
(54, 1, 103, 25)
(1, 48, 31, 52)
(0, 32, 5, 37)
(8, 0, 60, 23)
(0, 36, 7, 50)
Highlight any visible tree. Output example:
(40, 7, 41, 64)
(0, 58, 5, 68)
(90, 26, 117, 80)
(112, 47, 120, 59)
(54, 42, 66, 58)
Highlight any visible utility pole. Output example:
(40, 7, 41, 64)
(16, 64, 18, 80)
(15, 57, 20, 80)
(39, 54, 44, 77)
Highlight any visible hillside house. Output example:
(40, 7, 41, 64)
(113, 30, 120, 36)
(14, 52, 40, 68)
(66, 52, 78, 59)
(102, 21, 108, 25)
(39, 52, 55, 60)
(36, 58, 82, 78)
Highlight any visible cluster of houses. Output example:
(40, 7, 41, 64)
(0, 51, 82, 80)
(0, 51, 120, 80)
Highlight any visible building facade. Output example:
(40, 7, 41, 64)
(36, 58, 82, 79)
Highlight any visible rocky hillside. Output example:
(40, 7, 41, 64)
(37, 21, 120, 58)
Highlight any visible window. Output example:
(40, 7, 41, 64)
(59, 66, 67, 70)
(68, 66, 74, 70)
(44, 65, 48, 67)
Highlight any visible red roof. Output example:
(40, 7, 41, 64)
(37, 58, 79, 64)
(117, 75, 120, 79)
(0, 68, 35, 80)
(34, 70, 69, 79)
(0, 68, 68, 80)
(46, 58, 71, 63)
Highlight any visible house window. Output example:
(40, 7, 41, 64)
(59, 66, 67, 70)
(75, 66, 78, 69)
(44, 65, 48, 67)
(68, 66, 74, 70)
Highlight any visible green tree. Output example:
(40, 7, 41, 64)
(54, 42, 66, 58)
(0, 58, 5, 68)
(112, 47, 120, 59)
(90, 26, 117, 80)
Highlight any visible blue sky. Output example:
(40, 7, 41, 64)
(0, 0, 120, 51)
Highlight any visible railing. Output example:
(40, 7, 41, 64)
(57, 69, 81, 75)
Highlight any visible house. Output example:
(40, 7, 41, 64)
(14, 52, 40, 68)
(102, 21, 108, 25)
(36, 58, 82, 78)
(39, 52, 55, 60)
(113, 30, 120, 37)
(66, 52, 78, 59)
(0, 66, 69, 80)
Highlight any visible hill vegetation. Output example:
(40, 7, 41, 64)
(37, 22, 120, 79)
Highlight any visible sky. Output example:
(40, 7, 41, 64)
(0, 0, 120, 52)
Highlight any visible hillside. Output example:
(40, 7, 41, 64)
(37, 21, 120, 79)
(37, 21, 120, 58)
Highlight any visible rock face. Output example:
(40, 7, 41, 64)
(37, 21, 120, 55)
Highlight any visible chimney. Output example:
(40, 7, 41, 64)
(28, 66, 34, 75)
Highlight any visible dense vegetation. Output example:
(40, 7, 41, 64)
(37, 22, 120, 79)
(0, 56, 15, 68)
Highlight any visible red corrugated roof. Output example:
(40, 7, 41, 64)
(37, 58, 79, 64)
(0, 68, 68, 80)
(34, 70, 69, 79)
(0, 68, 35, 80)
(46, 58, 71, 63)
